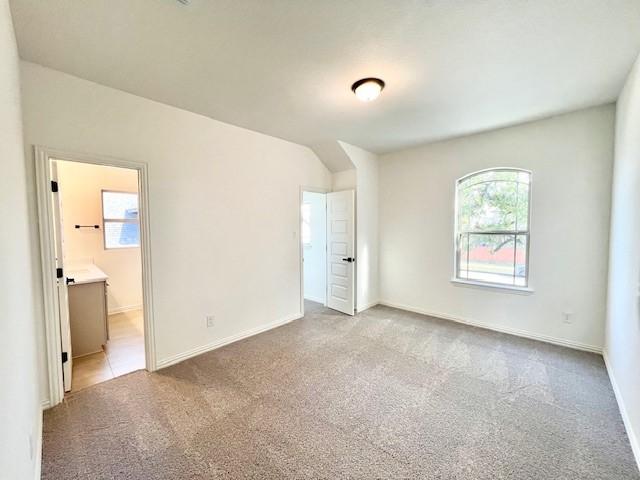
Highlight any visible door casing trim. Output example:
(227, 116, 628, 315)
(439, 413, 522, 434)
(34, 146, 157, 407)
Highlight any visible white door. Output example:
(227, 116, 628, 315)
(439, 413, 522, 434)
(326, 190, 355, 315)
(51, 162, 73, 392)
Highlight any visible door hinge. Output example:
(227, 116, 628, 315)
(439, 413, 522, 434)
(61, 351, 68, 364)
(56, 267, 63, 279)
(51, 180, 58, 193)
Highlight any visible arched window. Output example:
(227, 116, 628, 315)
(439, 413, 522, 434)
(455, 168, 531, 288)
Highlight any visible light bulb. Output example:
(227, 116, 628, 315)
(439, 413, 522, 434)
(351, 78, 385, 102)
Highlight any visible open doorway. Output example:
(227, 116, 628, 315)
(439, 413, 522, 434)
(300, 188, 356, 316)
(55, 160, 144, 392)
(36, 147, 155, 406)
(302, 190, 327, 310)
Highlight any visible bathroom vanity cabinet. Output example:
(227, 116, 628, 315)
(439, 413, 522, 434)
(67, 265, 109, 358)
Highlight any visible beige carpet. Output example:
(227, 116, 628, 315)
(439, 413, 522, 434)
(42, 301, 639, 479)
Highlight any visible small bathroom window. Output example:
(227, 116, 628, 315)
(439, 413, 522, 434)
(102, 190, 140, 249)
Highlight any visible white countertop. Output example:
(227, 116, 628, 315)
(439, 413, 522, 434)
(66, 263, 108, 285)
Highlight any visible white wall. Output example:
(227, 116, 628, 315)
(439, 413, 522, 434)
(20, 61, 332, 404)
(379, 105, 614, 350)
(606, 53, 640, 467)
(302, 191, 327, 304)
(332, 168, 356, 191)
(339, 142, 380, 311)
(57, 161, 142, 313)
(0, 2, 41, 478)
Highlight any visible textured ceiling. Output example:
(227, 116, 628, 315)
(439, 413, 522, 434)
(10, 0, 640, 154)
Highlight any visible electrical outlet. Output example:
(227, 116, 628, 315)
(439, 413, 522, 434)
(562, 311, 573, 324)
(206, 315, 215, 328)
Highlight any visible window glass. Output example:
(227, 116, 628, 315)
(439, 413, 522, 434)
(102, 191, 140, 249)
(455, 169, 531, 287)
(103, 191, 138, 219)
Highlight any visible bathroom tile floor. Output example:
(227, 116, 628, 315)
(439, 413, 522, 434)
(71, 309, 145, 392)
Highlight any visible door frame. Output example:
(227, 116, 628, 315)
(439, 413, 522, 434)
(299, 186, 330, 317)
(35, 146, 157, 407)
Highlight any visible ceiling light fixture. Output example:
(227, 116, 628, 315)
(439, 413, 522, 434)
(351, 78, 385, 102)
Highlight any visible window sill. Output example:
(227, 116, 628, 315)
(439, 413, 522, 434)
(450, 278, 534, 295)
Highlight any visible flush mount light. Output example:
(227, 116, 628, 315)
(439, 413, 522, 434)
(351, 77, 385, 102)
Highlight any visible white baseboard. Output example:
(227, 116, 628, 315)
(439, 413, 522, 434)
(303, 295, 325, 304)
(41, 399, 50, 411)
(108, 304, 143, 315)
(357, 300, 379, 313)
(156, 312, 302, 369)
(603, 350, 640, 472)
(378, 300, 602, 354)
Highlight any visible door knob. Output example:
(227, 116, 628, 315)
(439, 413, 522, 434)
(341, 257, 355, 263)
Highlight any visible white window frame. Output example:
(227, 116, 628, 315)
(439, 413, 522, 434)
(101, 189, 140, 250)
(452, 167, 533, 293)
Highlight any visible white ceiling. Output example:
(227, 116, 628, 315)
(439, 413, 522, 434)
(10, 0, 640, 154)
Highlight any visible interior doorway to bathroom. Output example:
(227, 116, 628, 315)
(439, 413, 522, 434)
(35, 147, 155, 406)
(55, 160, 145, 392)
